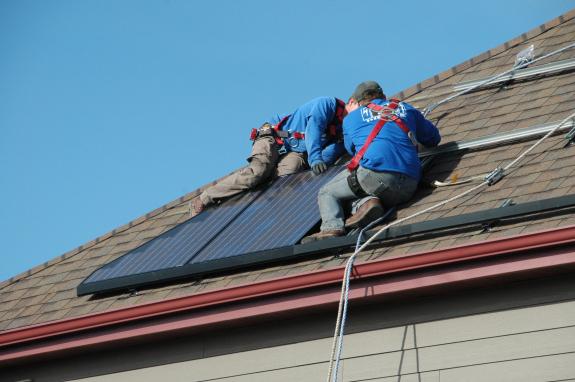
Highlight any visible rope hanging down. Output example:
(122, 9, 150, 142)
(325, 40, 575, 381)
(325, 110, 575, 382)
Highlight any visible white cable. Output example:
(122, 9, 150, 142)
(328, 210, 394, 381)
(325, 111, 575, 382)
(424, 42, 575, 117)
(325, 40, 575, 381)
(326, 180, 487, 382)
(504, 112, 575, 171)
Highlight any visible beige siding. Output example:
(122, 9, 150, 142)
(415, 298, 575, 346)
(439, 352, 575, 382)
(73, 300, 575, 382)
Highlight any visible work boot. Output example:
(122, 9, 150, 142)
(301, 229, 345, 244)
(345, 198, 384, 229)
(192, 198, 206, 215)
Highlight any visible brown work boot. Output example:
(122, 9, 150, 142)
(301, 229, 345, 244)
(192, 198, 206, 215)
(345, 198, 384, 229)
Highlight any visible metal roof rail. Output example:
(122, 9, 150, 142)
(419, 118, 575, 158)
(453, 58, 575, 92)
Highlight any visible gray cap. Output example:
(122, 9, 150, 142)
(351, 81, 385, 102)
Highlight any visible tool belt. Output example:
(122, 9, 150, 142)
(250, 122, 305, 142)
(347, 169, 367, 198)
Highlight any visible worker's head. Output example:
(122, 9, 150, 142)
(347, 81, 386, 112)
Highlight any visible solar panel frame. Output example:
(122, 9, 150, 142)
(77, 167, 345, 296)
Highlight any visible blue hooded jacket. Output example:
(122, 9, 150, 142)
(343, 99, 440, 181)
(269, 97, 346, 167)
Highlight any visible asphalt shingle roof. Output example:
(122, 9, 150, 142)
(1, 9, 574, 333)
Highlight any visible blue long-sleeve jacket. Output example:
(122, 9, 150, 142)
(269, 97, 346, 166)
(343, 98, 440, 181)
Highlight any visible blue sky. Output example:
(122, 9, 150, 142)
(1, 0, 574, 281)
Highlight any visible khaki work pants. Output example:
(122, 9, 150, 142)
(199, 137, 307, 205)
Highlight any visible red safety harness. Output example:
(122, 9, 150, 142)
(250, 98, 346, 146)
(347, 99, 411, 172)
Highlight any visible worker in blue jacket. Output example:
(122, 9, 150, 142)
(193, 96, 347, 214)
(302, 81, 441, 242)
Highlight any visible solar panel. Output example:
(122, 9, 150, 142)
(78, 166, 343, 295)
(83, 188, 262, 284)
(192, 165, 341, 263)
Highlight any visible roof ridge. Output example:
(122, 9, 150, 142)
(392, 8, 575, 100)
(2, 8, 574, 291)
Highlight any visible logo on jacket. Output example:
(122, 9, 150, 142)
(360, 107, 378, 123)
(396, 103, 407, 118)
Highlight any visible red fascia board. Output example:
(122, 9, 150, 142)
(2, 244, 575, 363)
(1, 224, 575, 351)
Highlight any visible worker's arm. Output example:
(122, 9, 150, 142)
(320, 141, 346, 165)
(412, 108, 441, 148)
(304, 99, 336, 168)
(343, 119, 356, 156)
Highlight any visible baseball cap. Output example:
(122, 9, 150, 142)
(351, 81, 385, 102)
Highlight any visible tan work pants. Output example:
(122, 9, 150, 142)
(199, 137, 307, 205)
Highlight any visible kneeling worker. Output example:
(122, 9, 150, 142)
(193, 96, 347, 214)
(302, 81, 440, 243)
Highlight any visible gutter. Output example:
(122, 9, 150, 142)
(2, 224, 575, 361)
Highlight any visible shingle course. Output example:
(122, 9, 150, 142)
(1, 10, 575, 333)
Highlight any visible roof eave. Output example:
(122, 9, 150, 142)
(2, 224, 575, 362)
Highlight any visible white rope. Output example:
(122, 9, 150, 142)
(504, 112, 575, 171)
(423, 42, 575, 117)
(325, 41, 575, 381)
(326, 180, 487, 382)
(328, 209, 395, 380)
(325, 110, 575, 382)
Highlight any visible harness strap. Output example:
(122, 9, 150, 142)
(273, 115, 291, 145)
(346, 169, 367, 197)
(250, 97, 345, 144)
(347, 99, 412, 172)
(327, 98, 346, 141)
(366, 99, 410, 135)
(347, 116, 388, 172)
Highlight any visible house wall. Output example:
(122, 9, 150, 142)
(3, 272, 575, 382)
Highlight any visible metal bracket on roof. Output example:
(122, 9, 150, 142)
(117, 289, 140, 300)
(422, 103, 437, 117)
(479, 221, 496, 234)
(500, 198, 515, 208)
(564, 120, 575, 147)
(485, 167, 505, 186)
(480, 199, 515, 233)
(514, 45, 535, 68)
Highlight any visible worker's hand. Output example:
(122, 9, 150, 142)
(312, 161, 328, 175)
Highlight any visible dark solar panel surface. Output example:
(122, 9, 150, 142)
(80, 166, 344, 293)
(84, 189, 261, 283)
(191, 166, 342, 263)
